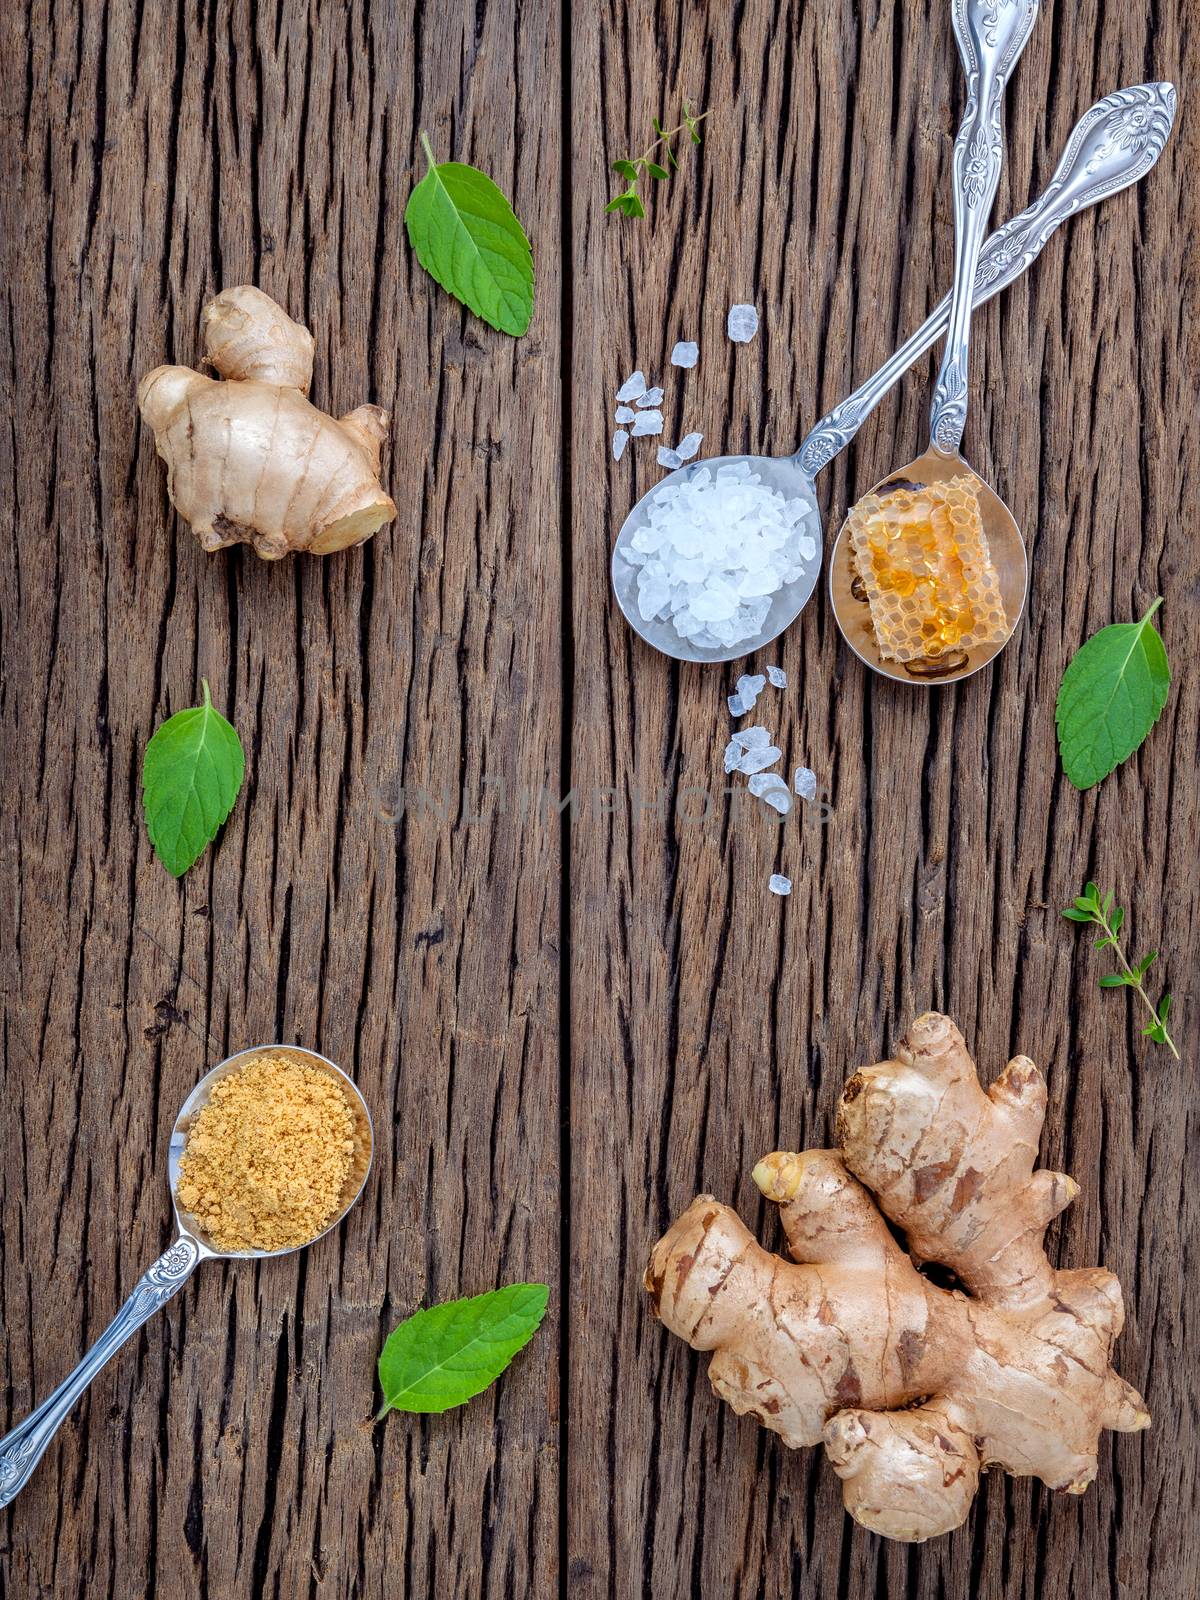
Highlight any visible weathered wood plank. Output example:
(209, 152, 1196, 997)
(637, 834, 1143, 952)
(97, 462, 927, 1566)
(1, 2, 561, 1596)
(568, 1, 1198, 1596)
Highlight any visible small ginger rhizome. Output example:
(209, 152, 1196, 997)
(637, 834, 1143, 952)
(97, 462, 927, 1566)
(645, 1013, 1148, 1542)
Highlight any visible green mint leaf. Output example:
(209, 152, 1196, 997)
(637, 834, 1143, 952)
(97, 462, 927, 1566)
(1073, 895, 1098, 914)
(1159, 994, 1172, 1022)
(1098, 973, 1130, 988)
(377, 1283, 549, 1416)
(142, 680, 245, 878)
(1056, 599, 1171, 789)
(1137, 951, 1158, 977)
(1085, 881, 1100, 904)
(1111, 906, 1125, 935)
(405, 135, 534, 337)
(1062, 906, 1093, 922)
(611, 159, 638, 179)
(624, 193, 646, 218)
(645, 162, 671, 180)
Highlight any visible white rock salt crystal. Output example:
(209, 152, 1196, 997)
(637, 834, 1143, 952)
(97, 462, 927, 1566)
(613, 429, 629, 461)
(692, 585, 739, 623)
(768, 874, 792, 896)
(794, 766, 817, 800)
(723, 739, 742, 773)
(748, 772, 792, 814)
(630, 410, 664, 438)
(736, 673, 767, 708)
(767, 665, 787, 688)
(615, 405, 636, 424)
(636, 387, 665, 408)
(727, 303, 759, 343)
(671, 341, 699, 368)
(732, 726, 770, 749)
(657, 447, 683, 471)
(617, 370, 646, 402)
(727, 693, 746, 716)
(675, 433, 703, 461)
(735, 744, 782, 775)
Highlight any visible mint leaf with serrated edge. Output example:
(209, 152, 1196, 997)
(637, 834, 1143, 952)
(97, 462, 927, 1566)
(142, 679, 245, 878)
(404, 133, 534, 336)
(376, 1283, 549, 1417)
(1055, 599, 1171, 789)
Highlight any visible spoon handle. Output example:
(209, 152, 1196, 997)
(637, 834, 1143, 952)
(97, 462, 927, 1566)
(928, 0, 1039, 454)
(0, 1234, 201, 1508)
(796, 82, 1176, 478)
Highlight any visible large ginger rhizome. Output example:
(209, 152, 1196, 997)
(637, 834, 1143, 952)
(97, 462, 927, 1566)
(645, 1012, 1148, 1542)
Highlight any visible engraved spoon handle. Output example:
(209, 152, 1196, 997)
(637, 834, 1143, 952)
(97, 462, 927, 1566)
(0, 1234, 202, 1507)
(928, 0, 1039, 454)
(796, 82, 1176, 478)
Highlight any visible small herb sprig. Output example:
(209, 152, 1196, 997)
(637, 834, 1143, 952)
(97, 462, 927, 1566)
(605, 104, 710, 219)
(1062, 882, 1179, 1057)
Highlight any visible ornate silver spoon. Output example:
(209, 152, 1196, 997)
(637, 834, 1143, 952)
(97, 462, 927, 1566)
(0, 1044, 373, 1507)
(611, 80, 1175, 666)
(829, 0, 1039, 684)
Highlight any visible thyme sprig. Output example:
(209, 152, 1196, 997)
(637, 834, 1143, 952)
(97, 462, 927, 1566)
(1062, 882, 1179, 1058)
(605, 104, 710, 219)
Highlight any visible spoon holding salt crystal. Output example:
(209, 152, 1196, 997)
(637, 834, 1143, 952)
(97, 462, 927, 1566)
(611, 78, 1175, 667)
(0, 1044, 373, 1508)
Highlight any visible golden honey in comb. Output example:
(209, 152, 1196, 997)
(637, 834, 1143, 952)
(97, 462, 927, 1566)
(845, 475, 1008, 663)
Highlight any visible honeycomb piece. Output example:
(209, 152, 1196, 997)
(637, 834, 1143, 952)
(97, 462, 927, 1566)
(845, 475, 1009, 663)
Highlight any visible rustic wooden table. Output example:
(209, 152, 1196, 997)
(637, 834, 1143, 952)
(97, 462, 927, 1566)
(3, 2, 1197, 1596)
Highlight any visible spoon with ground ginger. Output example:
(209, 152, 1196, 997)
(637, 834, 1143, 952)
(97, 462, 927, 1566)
(0, 1044, 372, 1507)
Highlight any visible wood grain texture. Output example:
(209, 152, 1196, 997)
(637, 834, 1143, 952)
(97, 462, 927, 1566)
(568, 1, 1199, 1597)
(1, 2, 561, 1596)
(1, 1, 1197, 1598)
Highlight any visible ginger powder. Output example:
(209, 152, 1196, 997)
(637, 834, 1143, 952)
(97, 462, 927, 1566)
(176, 1053, 356, 1252)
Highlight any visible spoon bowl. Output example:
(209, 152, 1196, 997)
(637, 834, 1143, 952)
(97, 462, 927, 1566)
(829, 449, 1028, 685)
(0, 1042, 373, 1506)
(168, 1042, 374, 1258)
(611, 452, 820, 664)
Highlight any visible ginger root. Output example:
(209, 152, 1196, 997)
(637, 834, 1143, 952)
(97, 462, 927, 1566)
(138, 286, 396, 559)
(645, 1012, 1148, 1542)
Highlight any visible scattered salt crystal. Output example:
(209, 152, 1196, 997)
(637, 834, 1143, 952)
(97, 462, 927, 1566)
(636, 387, 665, 409)
(766, 665, 787, 688)
(658, 447, 683, 470)
(615, 405, 636, 424)
(675, 433, 703, 461)
(735, 744, 782, 775)
(671, 341, 699, 368)
(630, 410, 664, 438)
(794, 767, 817, 800)
(768, 874, 792, 896)
(727, 694, 746, 716)
(613, 429, 629, 462)
(748, 772, 791, 814)
(727, 304, 759, 344)
(732, 726, 770, 748)
(617, 370, 647, 402)
(736, 673, 767, 709)
(722, 739, 742, 773)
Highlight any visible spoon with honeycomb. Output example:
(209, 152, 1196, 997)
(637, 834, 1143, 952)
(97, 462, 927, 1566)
(829, 0, 1039, 685)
